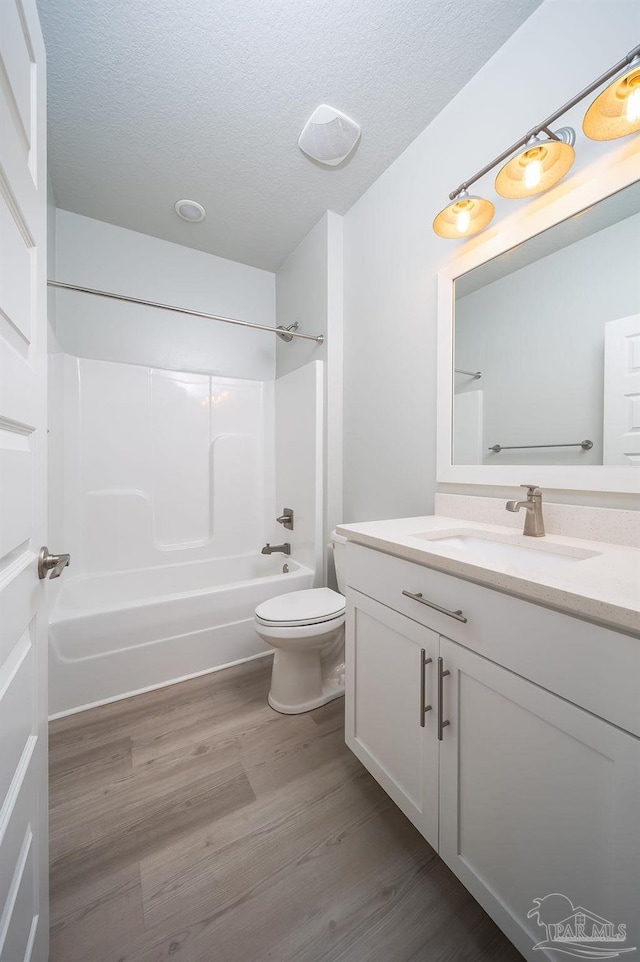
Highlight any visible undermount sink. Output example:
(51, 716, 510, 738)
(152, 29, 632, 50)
(413, 532, 600, 573)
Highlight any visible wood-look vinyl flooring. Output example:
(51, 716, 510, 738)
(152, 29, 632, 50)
(49, 656, 524, 962)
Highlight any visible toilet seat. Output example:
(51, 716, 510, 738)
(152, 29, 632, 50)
(255, 587, 345, 628)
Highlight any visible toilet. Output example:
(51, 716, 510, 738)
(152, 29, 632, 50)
(254, 531, 347, 714)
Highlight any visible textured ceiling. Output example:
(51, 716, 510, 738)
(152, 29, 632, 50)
(39, 0, 542, 271)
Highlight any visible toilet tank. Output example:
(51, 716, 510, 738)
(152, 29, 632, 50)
(330, 530, 348, 596)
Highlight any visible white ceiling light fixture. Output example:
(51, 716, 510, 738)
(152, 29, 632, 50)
(174, 199, 206, 222)
(298, 104, 361, 167)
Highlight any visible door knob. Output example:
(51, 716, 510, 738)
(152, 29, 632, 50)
(38, 547, 70, 580)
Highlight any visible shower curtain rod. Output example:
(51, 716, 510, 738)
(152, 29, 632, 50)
(47, 280, 325, 345)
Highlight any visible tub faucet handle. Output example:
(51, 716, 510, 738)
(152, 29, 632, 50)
(276, 508, 294, 530)
(38, 546, 71, 580)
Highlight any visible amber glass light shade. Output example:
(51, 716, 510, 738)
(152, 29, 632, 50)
(495, 137, 575, 199)
(433, 192, 495, 239)
(583, 62, 640, 140)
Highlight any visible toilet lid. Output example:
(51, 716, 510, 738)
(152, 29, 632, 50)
(255, 588, 345, 627)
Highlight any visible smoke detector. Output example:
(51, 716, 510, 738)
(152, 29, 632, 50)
(174, 199, 206, 222)
(298, 104, 361, 167)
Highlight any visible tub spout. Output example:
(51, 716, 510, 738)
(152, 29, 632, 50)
(261, 543, 291, 555)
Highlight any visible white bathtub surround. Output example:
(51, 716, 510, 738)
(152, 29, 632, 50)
(48, 353, 327, 715)
(274, 361, 324, 582)
(49, 557, 313, 717)
(336, 516, 640, 636)
(51, 353, 275, 573)
(435, 493, 640, 548)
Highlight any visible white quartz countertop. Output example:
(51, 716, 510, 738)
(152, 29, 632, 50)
(336, 515, 640, 637)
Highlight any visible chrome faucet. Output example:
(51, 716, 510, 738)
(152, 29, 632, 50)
(505, 485, 545, 537)
(261, 542, 291, 555)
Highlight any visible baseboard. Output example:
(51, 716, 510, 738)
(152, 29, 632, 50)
(48, 649, 274, 721)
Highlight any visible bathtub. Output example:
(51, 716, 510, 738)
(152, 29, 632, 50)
(48, 554, 314, 717)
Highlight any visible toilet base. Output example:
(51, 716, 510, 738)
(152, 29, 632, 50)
(264, 631, 345, 715)
(268, 684, 344, 715)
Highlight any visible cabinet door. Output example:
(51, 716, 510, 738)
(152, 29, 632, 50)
(438, 636, 640, 962)
(345, 589, 439, 848)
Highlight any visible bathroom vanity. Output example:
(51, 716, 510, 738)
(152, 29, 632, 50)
(337, 517, 640, 962)
(335, 134, 640, 960)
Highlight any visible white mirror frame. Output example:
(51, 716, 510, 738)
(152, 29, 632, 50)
(437, 140, 640, 494)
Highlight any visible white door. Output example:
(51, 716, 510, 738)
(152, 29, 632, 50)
(603, 313, 640, 465)
(345, 589, 439, 848)
(0, 1, 50, 960)
(438, 636, 640, 962)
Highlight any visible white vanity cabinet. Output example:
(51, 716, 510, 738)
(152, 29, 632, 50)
(344, 541, 640, 962)
(438, 635, 640, 960)
(345, 590, 439, 847)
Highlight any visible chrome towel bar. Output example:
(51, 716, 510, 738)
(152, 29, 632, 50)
(488, 440, 593, 453)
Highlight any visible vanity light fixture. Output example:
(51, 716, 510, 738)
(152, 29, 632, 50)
(433, 44, 640, 239)
(495, 127, 575, 199)
(432, 191, 495, 239)
(583, 55, 640, 140)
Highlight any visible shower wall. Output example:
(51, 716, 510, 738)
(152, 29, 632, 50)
(50, 353, 274, 577)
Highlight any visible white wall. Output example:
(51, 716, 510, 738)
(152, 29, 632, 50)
(342, 0, 638, 521)
(455, 213, 640, 466)
(52, 353, 274, 576)
(275, 212, 343, 580)
(276, 215, 328, 379)
(274, 361, 323, 582)
(54, 210, 276, 380)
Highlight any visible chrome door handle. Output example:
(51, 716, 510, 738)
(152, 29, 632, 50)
(420, 649, 432, 727)
(437, 656, 450, 741)
(402, 590, 467, 623)
(38, 547, 70, 580)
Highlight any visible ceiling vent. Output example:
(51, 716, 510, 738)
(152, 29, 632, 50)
(298, 104, 361, 167)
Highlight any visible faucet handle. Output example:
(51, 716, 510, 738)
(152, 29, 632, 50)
(520, 484, 542, 498)
(276, 508, 294, 530)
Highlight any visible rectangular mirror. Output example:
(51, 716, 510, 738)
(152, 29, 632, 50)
(452, 180, 640, 469)
(437, 146, 640, 493)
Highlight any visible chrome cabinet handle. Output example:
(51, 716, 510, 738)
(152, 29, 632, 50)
(437, 657, 450, 741)
(38, 546, 70, 580)
(420, 649, 432, 728)
(402, 590, 468, 624)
